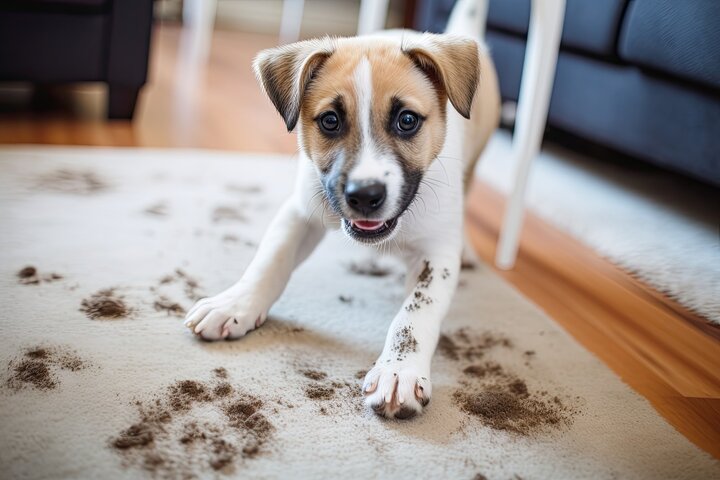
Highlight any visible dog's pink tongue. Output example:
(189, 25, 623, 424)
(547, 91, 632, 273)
(352, 220, 384, 231)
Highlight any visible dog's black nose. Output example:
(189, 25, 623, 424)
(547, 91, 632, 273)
(345, 180, 386, 214)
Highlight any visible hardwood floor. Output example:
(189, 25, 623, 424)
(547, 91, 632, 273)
(1, 23, 718, 458)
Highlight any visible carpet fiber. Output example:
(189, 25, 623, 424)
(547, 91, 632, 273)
(478, 131, 720, 324)
(1, 147, 718, 479)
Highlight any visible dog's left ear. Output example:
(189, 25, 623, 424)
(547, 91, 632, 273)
(253, 38, 335, 132)
(402, 34, 480, 119)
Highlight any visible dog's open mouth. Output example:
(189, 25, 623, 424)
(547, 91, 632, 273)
(342, 217, 399, 243)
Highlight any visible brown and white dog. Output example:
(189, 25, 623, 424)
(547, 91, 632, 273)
(184, 0, 500, 419)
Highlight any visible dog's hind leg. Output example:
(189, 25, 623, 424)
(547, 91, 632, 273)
(184, 175, 326, 341)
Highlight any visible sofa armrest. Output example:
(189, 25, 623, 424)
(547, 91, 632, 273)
(106, 0, 153, 118)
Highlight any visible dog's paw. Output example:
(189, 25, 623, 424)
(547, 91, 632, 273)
(362, 364, 431, 420)
(183, 286, 268, 341)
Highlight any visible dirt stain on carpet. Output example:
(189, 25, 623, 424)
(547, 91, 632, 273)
(153, 295, 186, 318)
(347, 260, 392, 277)
(80, 288, 131, 320)
(16, 266, 63, 285)
(212, 205, 247, 223)
(437, 328, 512, 362)
(6, 345, 89, 390)
(296, 366, 363, 415)
(111, 369, 274, 476)
(441, 328, 580, 436)
(35, 168, 108, 195)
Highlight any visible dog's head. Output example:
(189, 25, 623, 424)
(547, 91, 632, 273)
(254, 34, 479, 245)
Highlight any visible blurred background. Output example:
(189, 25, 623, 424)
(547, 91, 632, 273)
(0, 0, 718, 459)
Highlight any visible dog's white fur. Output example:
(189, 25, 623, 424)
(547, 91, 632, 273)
(185, 0, 500, 419)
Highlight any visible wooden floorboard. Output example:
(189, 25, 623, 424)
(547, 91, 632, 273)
(1, 23, 718, 459)
(466, 183, 720, 457)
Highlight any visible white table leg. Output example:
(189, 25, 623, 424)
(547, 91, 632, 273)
(357, 0, 390, 35)
(495, 0, 566, 270)
(279, 0, 305, 45)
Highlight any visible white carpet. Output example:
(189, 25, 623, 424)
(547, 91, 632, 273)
(478, 131, 720, 324)
(0, 147, 718, 479)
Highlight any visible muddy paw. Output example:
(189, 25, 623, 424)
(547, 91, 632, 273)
(362, 364, 431, 419)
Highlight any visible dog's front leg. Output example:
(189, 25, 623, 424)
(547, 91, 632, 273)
(184, 198, 324, 340)
(363, 250, 461, 419)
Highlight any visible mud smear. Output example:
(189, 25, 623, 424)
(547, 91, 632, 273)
(338, 295, 353, 304)
(417, 260, 434, 288)
(158, 269, 204, 302)
(144, 202, 168, 216)
(437, 328, 512, 362)
(16, 266, 63, 285)
(222, 234, 256, 247)
(35, 168, 108, 195)
(296, 366, 363, 415)
(225, 184, 263, 195)
(441, 329, 580, 436)
(392, 326, 418, 360)
(153, 295, 186, 318)
(212, 206, 247, 223)
(80, 288, 131, 320)
(6, 345, 88, 391)
(111, 370, 274, 476)
(348, 260, 392, 277)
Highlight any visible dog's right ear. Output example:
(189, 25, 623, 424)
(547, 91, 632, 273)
(253, 38, 335, 132)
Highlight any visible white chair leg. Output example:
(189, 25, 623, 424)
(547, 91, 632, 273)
(357, 0, 390, 35)
(279, 0, 305, 45)
(182, 0, 216, 63)
(446, 0, 489, 39)
(495, 0, 566, 270)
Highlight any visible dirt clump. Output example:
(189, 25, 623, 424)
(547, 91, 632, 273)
(463, 362, 502, 378)
(114, 423, 155, 449)
(213, 382, 233, 397)
(297, 365, 364, 414)
(16, 266, 63, 285)
(448, 332, 580, 436)
(301, 369, 327, 381)
(110, 372, 275, 477)
(168, 380, 212, 411)
(305, 384, 335, 400)
(157, 269, 204, 302)
(338, 295, 354, 304)
(80, 288, 130, 319)
(153, 296, 185, 317)
(212, 205, 246, 223)
(6, 345, 88, 391)
(348, 260, 392, 277)
(143, 202, 168, 216)
(453, 384, 572, 435)
(437, 328, 513, 362)
(35, 168, 108, 194)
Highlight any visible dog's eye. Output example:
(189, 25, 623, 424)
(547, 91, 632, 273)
(319, 112, 340, 133)
(396, 111, 420, 134)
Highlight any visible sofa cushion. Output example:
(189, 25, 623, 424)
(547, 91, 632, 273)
(486, 30, 720, 186)
(487, 0, 629, 57)
(619, 0, 720, 90)
(0, 0, 109, 14)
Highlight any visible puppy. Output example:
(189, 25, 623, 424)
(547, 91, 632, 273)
(184, 0, 500, 419)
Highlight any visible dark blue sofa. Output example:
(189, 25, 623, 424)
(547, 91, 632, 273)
(416, 0, 720, 187)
